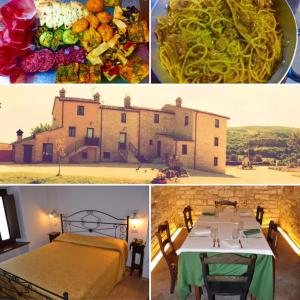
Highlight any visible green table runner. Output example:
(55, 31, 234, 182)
(177, 252, 273, 300)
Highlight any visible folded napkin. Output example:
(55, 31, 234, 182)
(221, 239, 240, 249)
(243, 229, 260, 236)
(193, 227, 211, 236)
(202, 211, 215, 216)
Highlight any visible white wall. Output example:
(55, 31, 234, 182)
(1, 186, 150, 278)
(0, 186, 51, 262)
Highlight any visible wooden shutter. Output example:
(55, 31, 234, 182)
(3, 194, 21, 239)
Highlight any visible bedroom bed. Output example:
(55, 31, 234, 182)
(0, 210, 129, 300)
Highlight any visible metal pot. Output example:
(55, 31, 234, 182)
(151, 0, 298, 83)
(270, 0, 298, 82)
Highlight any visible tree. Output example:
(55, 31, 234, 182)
(31, 123, 51, 136)
(56, 138, 65, 176)
(289, 131, 300, 151)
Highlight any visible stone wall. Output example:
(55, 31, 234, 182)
(151, 186, 287, 258)
(280, 186, 300, 248)
(151, 187, 180, 259)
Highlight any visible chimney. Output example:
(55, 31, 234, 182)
(124, 95, 131, 108)
(93, 92, 100, 103)
(59, 88, 66, 98)
(175, 97, 182, 108)
(16, 129, 24, 143)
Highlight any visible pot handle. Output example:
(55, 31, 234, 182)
(287, 29, 300, 82)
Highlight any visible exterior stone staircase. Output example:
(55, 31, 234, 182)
(63, 137, 100, 162)
(118, 142, 141, 163)
(118, 148, 127, 161)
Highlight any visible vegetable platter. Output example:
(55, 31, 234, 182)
(0, 0, 149, 83)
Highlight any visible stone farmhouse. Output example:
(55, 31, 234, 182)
(12, 89, 229, 173)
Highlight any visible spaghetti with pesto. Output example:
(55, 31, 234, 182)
(155, 0, 283, 83)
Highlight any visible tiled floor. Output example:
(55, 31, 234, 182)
(107, 269, 149, 300)
(151, 229, 300, 300)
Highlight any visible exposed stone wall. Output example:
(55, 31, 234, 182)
(151, 186, 179, 259)
(101, 109, 139, 162)
(139, 110, 174, 160)
(280, 186, 300, 248)
(195, 113, 227, 174)
(151, 186, 285, 258)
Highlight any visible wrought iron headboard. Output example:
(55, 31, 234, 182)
(60, 210, 129, 242)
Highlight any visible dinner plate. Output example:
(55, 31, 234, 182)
(0, 0, 149, 83)
(151, 0, 298, 83)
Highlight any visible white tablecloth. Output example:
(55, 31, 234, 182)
(177, 208, 273, 256)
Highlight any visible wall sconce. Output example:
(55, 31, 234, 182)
(49, 209, 58, 218)
(48, 209, 59, 227)
(131, 210, 141, 233)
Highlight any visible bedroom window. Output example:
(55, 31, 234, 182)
(121, 113, 127, 123)
(184, 116, 189, 126)
(77, 105, 85, 116)
(214, 137, 219, 146)
(103, 152, 111, 159)
(0, 196, 10, 241)
(215, 119, 220, 128)
(69, 126, 76, 137)
(0, 190, 21, 247)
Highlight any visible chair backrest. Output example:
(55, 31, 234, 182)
(215, 200, 237, 208)
(200, 253, 257, 300)
(256, 206, 264, 225)
(267, 220, 278, 254)
(183, 205, 193, 232)
(156, 221, 177, 267)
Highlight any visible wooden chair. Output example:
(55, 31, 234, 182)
(200, 253, 257, 300)
(267, 220, 278, 254)
(156, 221, 178, 293)
(215, 200, 237, 208)
(183, 205, 193, 232)
(256, 206, 264, 225)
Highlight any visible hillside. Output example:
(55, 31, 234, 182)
(227, 126, 300, 164)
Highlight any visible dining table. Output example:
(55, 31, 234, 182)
(177, 208, 274, 300)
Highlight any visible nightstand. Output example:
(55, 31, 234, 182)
(130, 239, 145, 277)
(48, 232, 60, 243)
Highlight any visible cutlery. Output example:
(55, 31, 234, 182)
(239, 239, 243, 248)
(217, 238, 220, 248)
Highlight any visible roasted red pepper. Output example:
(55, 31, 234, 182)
(123, 41, 135, 50)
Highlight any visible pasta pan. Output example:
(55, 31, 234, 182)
(151, 0, 298, 83)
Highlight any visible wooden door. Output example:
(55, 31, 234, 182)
(23, 145, 33, 163)
(119, 133, 127, 149)
(157, 141, 161, 157)
(87, 128, 94, 138)
(42, 143, 53, 162)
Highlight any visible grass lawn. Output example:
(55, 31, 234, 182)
(0, 172, 149, 184)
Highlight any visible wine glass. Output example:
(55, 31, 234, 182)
(232, 223, 239, 240)
(211, 226, 218, 239)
